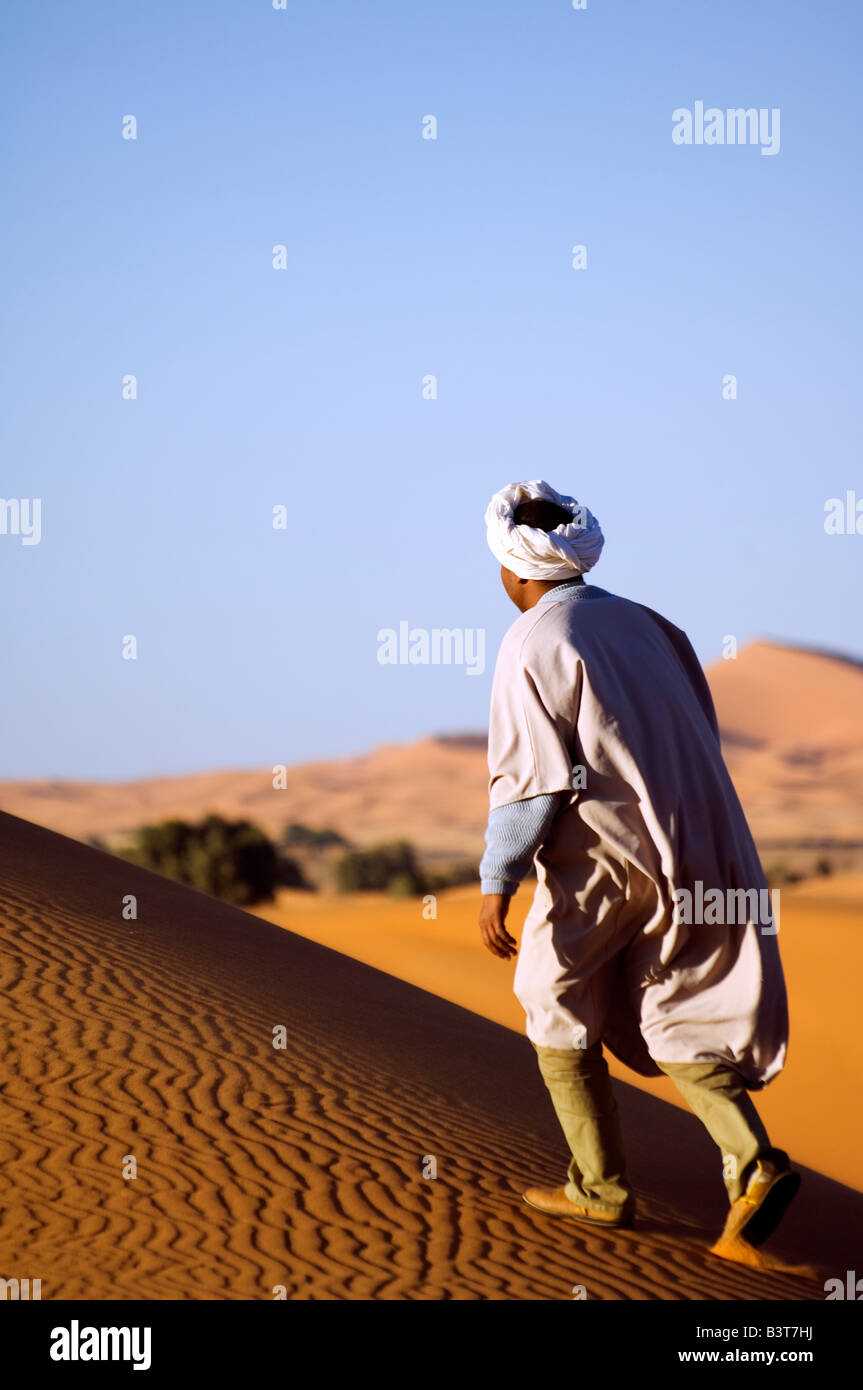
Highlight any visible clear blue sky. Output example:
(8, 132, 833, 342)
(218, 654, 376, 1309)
(1, 0, 861, 779)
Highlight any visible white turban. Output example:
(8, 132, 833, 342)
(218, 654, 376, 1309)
(485, 479, 604, 580)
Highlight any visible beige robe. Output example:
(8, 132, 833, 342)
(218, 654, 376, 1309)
(488, 583, 788, 1089)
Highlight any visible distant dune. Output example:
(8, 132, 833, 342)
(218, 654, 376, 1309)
(1, 811, 855, 1300)
(708, 641, 863, 854)
(1, 641, 862, 870)
(0, 738, 489, 859)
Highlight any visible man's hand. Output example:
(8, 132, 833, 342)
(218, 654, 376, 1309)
(479, 893, 518, 960)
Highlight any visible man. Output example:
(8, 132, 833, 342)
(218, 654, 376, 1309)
(478, 479, 798, 1265)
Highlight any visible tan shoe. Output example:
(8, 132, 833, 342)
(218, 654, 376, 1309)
(709, 1156, 800, 1259)
(522, 1185, 633, 1228)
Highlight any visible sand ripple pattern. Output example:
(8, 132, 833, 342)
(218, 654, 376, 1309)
(0, 814, 827, 1300)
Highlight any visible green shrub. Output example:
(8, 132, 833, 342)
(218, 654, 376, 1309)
(764, 862, 803, 888)
(276, 854, 309, 889)
(425, 861, 479, 891)
(335, 840, 425, 895)
(281, 822, 348, 850)
(122, 814, 279, 906)
(387, 872, 420, 899)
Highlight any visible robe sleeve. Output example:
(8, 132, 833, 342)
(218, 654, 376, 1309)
(487, 623, 579, 810)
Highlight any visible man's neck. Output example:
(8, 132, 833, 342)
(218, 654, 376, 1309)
(510, 573, 585, 612)
(528, 576, 584, 608)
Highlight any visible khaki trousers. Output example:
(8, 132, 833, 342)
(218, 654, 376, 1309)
(534, 1040, 775, 1215)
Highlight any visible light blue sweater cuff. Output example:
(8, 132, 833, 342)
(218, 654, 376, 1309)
(480, 877, 520, 896)
(479, 793, 564, 895)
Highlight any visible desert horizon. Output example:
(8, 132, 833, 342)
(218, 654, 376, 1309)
(3, 639, 862, 883)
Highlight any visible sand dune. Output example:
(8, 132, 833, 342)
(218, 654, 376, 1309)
(712, 642, 863, 850)
(254, 877, 863, 1196)
(0, 738, 489, 859)
(0, 811, 852, 1300)
(0, 642, 861, 870)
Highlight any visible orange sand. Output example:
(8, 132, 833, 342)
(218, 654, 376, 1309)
(254, 877, 863, 1194)
(2, 811, 856, 1301)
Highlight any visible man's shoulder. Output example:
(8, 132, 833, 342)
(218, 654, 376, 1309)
(630, 598, 688, 641)
(497, 586, 692, 658)
(506, 586, 639, 644)
(493, 589, 600, 674)
(497, 598, 569, 664)
(502, 602, 555, 643)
